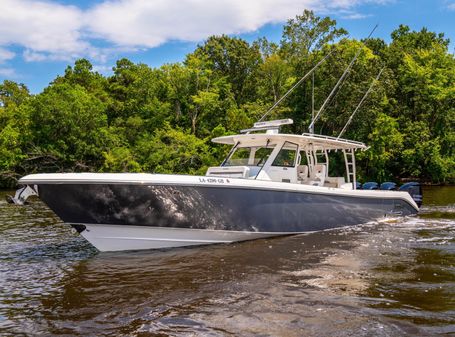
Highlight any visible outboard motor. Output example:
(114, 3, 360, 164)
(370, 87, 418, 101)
(6, 185, 38, 205)
(380, 182, 397, 190)
(363, 182, 379, 190)
(355, 182, 362, 190)
(399, 182, 423, 207)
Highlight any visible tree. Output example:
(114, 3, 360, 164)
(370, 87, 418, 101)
(277, 11, 347, 133)
(0, 81, 31, 187)
(192, 35, 262, 105)
(357, 113, 403, 181)
(102, 146, 141, 173)
(385, 26, 455, 183)
(164, 55, 235, 137)
(0, 80, 30, 109)
(135, 124, 215, 174)
(106, 58, 172, 147)
(255, 38, 294, 104)
(24, 83, 110, 172)
(281, 10, 347, 62)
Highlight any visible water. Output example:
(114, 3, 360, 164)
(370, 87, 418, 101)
(0, 186, 454, 336)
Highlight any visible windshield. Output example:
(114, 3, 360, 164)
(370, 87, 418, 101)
(272, 141, 298, 167)
(224, 146, 274, 167)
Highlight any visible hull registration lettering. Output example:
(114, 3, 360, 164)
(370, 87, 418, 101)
(199, 178, 230, 184)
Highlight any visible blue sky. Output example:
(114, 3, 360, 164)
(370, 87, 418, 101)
(0, 0, 454, 94)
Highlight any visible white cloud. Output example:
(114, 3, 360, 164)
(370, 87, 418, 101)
(92, 64, 114, 75)
(23, 50, 49, 62)
(85, 0, 373, 48)
(447, 2, 455, 10)
(0, 0, 89, 60)
(339, 12, 372, 19)
(0, 67, 17, 77)
(0, 48, 15, 63)
(0, 0, 385, 63)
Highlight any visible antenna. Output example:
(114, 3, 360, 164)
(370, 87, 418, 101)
(308, 24, 379, 133)
(310, 71, 315, 134)
(257, 50, 334, 123)
(337, 67, 384, 139)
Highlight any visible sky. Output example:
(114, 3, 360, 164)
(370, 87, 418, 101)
(0, 0, 454, 94)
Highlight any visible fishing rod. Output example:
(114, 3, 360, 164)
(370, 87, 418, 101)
(337, 67, 385, 139)
(257, 50, 334, 123)
(307, 24, 378, 133)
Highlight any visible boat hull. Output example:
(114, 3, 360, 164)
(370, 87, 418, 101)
(29, 180, 418, 251)
(79, 224, 285, 251)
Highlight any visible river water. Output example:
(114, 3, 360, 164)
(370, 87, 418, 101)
(0, 187, 454, 336)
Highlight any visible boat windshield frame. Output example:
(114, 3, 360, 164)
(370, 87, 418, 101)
(222, 142, 275, 167)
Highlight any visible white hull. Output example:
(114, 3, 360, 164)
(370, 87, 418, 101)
(80, 224, 288, 252)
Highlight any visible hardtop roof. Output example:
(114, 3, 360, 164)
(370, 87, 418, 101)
(211, 132, 368, 151)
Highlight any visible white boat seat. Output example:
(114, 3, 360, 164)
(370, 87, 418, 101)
(308, 164, 326, 186)
(297, 165, 309, 182)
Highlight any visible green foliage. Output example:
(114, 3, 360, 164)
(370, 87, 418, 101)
(281, 9, 347, 61)
(102, 147, 141, 173)
(0, 81, 31, 187)
(0, 80, 30, 109)
(0, 11, 453, 186)
(135, 124, 215, 175)
(257, 50, 294, 103)
(0, 123, 26, 186)
(192, 35, 262, 105)
(24, 82, 110, 172)
(357, 113, 403, 182)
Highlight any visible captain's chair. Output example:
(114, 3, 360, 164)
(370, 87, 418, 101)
(297, 165, 309, 182)
(308, 164, 326, 186)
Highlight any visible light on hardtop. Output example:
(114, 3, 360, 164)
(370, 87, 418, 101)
(253, 119, 294, 129)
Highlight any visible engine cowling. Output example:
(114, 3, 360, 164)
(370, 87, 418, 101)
(399, 182, 423, 208)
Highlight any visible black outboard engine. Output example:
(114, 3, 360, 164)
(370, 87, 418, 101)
(355, 182, 362, 190)
(380, 182, 397, 190)
(363, 182, 379, 190)
(399, 182, 423, 208)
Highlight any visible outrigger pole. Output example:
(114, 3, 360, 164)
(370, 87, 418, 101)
(307, 24, 379, 134)
(337, 67, 384, 140)
(257, 50, 334, 123)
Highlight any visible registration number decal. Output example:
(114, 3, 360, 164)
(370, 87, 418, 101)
(198, 177, 230, 184)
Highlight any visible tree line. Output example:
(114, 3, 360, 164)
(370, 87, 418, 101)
(0, 11, 453, 188)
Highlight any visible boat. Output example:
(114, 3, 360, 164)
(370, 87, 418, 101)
(8, 42, 422, 252)
(8, 118, 421, 252)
